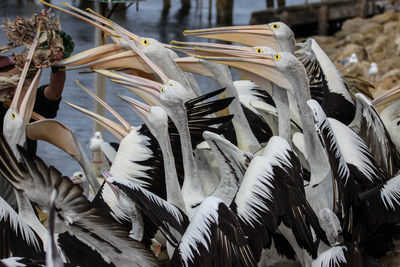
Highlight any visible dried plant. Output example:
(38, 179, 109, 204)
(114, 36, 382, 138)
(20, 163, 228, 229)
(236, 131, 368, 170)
(2, 9, 64, 69)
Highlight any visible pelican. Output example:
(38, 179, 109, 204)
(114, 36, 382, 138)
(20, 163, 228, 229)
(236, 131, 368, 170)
(0, 133, 158, 266)
(1, 25, 49, 247)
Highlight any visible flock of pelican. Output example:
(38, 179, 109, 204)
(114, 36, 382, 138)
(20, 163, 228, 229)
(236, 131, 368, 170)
(1, 1, 400, 266)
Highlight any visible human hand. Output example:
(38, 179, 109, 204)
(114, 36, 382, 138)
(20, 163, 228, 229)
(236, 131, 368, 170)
(51, 31, 74, 73)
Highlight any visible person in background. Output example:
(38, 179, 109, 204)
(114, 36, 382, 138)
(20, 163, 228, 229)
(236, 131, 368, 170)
(0, 31, 74, 209)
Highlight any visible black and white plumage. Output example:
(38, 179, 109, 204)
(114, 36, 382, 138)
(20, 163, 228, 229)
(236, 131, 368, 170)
(0, 133, 158, 267)
(170, 196, 256, 267)
(312, 243, 364, 267)
(103, 170, 190, 246)
(295, 38, 356, 125)
(230, 136, 329, 262)
(0, 196, 44, 259)
(349, 93, 400, 177)
(308, 99, 400, 257)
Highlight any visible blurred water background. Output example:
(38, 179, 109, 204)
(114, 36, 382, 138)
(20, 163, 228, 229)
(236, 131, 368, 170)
(0, 0, 298, 176)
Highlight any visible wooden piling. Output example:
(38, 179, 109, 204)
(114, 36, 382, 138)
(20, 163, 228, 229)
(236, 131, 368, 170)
(209, 0, 213, 22)
(319, 0, 328, 35)
(181, 0, 191, 11)
(266, 0, 274, 8)
(163, 0, 171, 11)
(216, 0, 234, 26)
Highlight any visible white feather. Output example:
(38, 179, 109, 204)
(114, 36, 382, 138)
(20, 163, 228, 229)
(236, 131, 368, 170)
(0, 196, 41, 251)
(310, 39, 354, 104)
(380, 174, 400, 210)
(110, 129, 154, 187)
(108, 177, 186, 225)
(179, 196, 221, 267)
(312, 245, 347, 267)
(234, 156, 275, 227)
(329, 118, 377, 182)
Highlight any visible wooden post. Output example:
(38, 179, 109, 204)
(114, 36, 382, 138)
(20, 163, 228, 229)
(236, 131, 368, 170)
(266, 0, 274, 8)
(181, 0, 191, 12)
(94, 2, 107, 135)
(357, 0, 368, 18)
(318, 2, 328, 35)
(277, 0, 285, 8)
(163, 0, 171, 11)
(209, 0, 213, 23)
(216, 0, 234, 26)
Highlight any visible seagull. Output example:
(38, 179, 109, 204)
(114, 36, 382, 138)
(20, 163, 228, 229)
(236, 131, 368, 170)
(367, 62, 378, 75)
(89, 131, 104, 164)
(368, 62, 378, 83)
(338, 53, 358, 66)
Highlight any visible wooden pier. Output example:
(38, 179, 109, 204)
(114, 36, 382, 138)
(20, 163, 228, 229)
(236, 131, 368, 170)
(250, 0, 386, 35)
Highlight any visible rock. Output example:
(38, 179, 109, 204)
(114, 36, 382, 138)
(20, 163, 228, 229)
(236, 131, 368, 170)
(376, 68, 400, 96)
(360, 22, 384, 35)
(371, 10, 398, 24)
(345, 33, 365, 45)
(383, 21, 400, 34)
(366, 35, 390, 57)
(335, 17, 367, 38)
(337, 43, 368, 61)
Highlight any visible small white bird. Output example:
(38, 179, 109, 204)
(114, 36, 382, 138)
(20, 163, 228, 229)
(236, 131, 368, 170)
(89, 131, 104, 164)
(338, 53, 358, 66)
(368, 62, 379, 83)
(368, 62, 378, 75)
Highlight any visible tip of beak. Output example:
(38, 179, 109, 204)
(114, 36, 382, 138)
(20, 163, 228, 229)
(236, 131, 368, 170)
(182, 30, 189, 36)
(170, 40, 178, 44)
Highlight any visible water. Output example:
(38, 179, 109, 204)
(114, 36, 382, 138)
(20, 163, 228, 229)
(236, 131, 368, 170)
(0, 0, 270, 176)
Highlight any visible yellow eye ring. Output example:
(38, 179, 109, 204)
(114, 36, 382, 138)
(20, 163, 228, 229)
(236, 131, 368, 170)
(141, 39, 149, 47)
(274, 54, 281, 61)
(255, 48, 263, 54)
(10, 111, 16, 120)
(161, 85, 165, 93)
(271, 23, 280, 29)
(167, 82, 173, 86)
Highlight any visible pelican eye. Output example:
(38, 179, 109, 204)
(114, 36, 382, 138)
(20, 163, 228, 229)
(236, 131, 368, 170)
(274, 54, 281, 61)
(141, 39, 149, 47)
(167, 82, 173, 86)
(255, 48, 263, 54)
(161, 85, 165, 93)
(10, 111, 16, 120)
(271, 23, 280, 29)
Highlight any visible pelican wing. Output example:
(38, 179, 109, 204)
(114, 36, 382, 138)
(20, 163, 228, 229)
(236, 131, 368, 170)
(171, 197, 256, 267)
(231, 137, 328, 261)
(295, 39, 321, 83)
(57, 232, 115, 267)
(359, 173, 400, 226)
(350, 93, 400, 177)
(0, 134, 158, 266)
(230, 156, 281, 261)
(330, 117, 388, 189)
(0, 257, 45, 266)
(312, 243, 363, 267)
(109, 177, 190, 245)
(0, 196, 44, 259)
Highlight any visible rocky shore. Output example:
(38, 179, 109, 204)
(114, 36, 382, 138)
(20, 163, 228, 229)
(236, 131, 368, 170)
(309, 10, 400, 99)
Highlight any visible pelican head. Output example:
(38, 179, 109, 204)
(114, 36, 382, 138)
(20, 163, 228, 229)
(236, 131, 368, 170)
(160, 80, 188, 107)
(183, 22, 295, 53)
